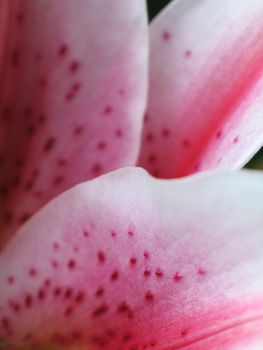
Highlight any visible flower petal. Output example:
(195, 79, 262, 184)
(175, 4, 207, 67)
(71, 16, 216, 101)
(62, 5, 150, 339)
(139, 0, 263, 178)
(1, 168, 263, 349)
(0, 0, 148, 244)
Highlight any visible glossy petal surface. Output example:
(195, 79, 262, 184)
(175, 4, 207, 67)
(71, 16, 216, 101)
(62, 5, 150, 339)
(1, 168, 263, 349)
(0, 0, 148, 244)
(139, 0, 263, 178)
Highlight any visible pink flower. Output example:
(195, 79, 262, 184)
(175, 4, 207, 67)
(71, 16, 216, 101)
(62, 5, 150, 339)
(1, 1, 263, 349)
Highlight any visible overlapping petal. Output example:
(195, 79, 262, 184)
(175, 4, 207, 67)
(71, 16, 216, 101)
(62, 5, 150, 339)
(0, 0, 148, 245)
(1, 168, 263, 349)
(139, 0, 263, 178)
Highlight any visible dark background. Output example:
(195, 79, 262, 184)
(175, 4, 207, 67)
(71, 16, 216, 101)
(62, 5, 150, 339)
(147, 0, 172, 20)
(146, 0, 263, 168)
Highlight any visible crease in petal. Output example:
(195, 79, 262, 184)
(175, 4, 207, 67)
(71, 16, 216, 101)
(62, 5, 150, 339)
(139, 0, 263, 178)
(0, 0, 148, 245)
(1, 167, 263, 349)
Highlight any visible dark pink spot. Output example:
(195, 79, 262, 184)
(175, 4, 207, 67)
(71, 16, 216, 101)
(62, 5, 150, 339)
(193, 163, 200, 171)
(233, 136, 239, 144)
(29, 268, 37, 277)
(91, 163, 102, 175)
(64, 287, 73, 299)
(9, 301, 20, 313)
(130, 257, 137, 265)
(38, 114, 46, 124)
(58, 44, 68, 57)
(74, 126, 84, 136)
(162, 128, 170, 138)
(95, 287, 104, 298)
(144, 250, 150, 259)
(216, 130, 223, 139)
(185, 50, 192, 58)
(72, 82, 81, 92)
(97, 251, 106, 263)
(198, 268, 206, 276)
(68, 259, 76, 269)
(53, 242, 60, 251)
(117, 301, 129, 314)
(37, 289, 45, 300)
(110, 270, 119, 282)
(92, 303, 109, 317)
(115, 128, 123, 138)
(155, 269, 163, 278)
(1, 317, 10, 331)
(44, 278, 51, 287)
(7, 276, 15, 285)
(111, 230, 117, 238)
(123, 333, 133, 342)
(174, 272, 183, 282)
(51, 259, 59, 268)
(144, 113, 150, 124)
(144, 268, 151, 277)
(181, 329, 188, 337)
(75, 291, 85, 303)
(53, 176, 64, 186)
(97, 141, 107, 150)
(104, 105, 113, 115)
(16, 12, 24, 23)
(57, 158, 67, 167)
(145, 291, 154, 302)
(43, 137, 56, 152)
(64, 306, 73, 317)
(69, 60, 80, 73)
(162, 30, 171, 41)
(83, 230, 89, 238)
(148, 154, 157, 164)
(54, 287, 62, 297)
(146, 132, 154, 142)
(118, 88, 126, 96)
(128, 229, 134, 237)
(25, 294, 33, 307)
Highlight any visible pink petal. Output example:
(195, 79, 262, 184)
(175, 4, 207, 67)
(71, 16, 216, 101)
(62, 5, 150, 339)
(139, 0, 263, 178)
(0, 0, 148, 244)
(1, 168, 263, 349)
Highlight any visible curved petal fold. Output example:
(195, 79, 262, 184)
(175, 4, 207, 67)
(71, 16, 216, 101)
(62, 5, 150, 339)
(1, 168, 263, 349)
(139, 0, 263, 178)
(0, 0, 148, 244)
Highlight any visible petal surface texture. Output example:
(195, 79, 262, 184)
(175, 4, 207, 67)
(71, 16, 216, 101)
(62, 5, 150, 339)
(139, 0, 263, 178)
(0, 0, 148, 243)
(1, 168, 263, 349)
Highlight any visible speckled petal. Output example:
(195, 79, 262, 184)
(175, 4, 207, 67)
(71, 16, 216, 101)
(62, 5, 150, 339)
(1, 168, 263, 349)
(0, 0, 148, 245)
(139, 0, 263, 178)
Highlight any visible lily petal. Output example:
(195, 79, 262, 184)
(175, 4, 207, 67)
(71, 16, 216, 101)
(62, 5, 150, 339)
(1, 168, 263, 349)
(139, 0, 263, 178)
(0, 0, 148, 244)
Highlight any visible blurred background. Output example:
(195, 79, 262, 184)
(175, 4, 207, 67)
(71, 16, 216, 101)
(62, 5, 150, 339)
(146, 0, 263, 169)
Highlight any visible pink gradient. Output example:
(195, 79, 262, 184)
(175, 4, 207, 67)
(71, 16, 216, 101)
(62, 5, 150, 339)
(0, 0, 148, 245)
(139, 0, 263, 178)
(1, 168, 263, 349)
